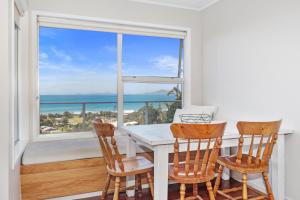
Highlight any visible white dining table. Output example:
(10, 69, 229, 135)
(119, 121, 292, 200)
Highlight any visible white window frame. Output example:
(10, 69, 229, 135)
(12, 1, 29, 166)
(31, 11, 192, 141)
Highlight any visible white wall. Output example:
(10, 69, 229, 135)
(0, 0, 13, 199)
(28, 0, 203, 106)
(201, 0, 300, 199)
(0, 0, 22, 199)
(14, 12, 30, 200)
(0, 0, 29, 199)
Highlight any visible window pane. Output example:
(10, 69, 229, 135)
(123, 83, 182, 125)
(122, 34, 183, 77)
(39, 27, 117, 134)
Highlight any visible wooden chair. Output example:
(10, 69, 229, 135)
(213, 120, 282, 200)
(93, 120, 154, 200)
(169, 122, 227, 200)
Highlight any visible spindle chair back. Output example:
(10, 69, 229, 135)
(235, 121, 281, 166)
(93, 120, 154, 200)
(93, 121, 125, 172)
(169, 122, 227, 200)
(214, 120, 282, 200)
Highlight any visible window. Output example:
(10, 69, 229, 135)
(122, 34, 183, 125)
(13, 5, 21, 144)
(39, 27, 117, 134)
(36, 15, 186, 136)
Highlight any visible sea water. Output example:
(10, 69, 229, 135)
(40, 94, 177, 114)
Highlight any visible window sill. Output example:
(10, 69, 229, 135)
(33, 128, 124, 142)
(14, 139, 28, 164)
(34, 131, 96, 142)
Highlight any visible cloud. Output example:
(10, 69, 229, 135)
(107, 63, 117, 72)
(51, 47, 72, 62)
(40, 52, 48, 60)
(103, 45, 117, 53)
(40, 72, 117, 95)
(74, 51, 87, 61)
(150, 55, 178, 72)
(40, 62, 89, 73)
(39, 47, 92, 73)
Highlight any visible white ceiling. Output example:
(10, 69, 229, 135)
(129, 0, 220, 11)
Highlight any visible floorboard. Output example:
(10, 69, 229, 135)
(79, 178, 266, 200)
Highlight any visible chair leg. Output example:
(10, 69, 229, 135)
(101, 174, 111, 200)
(213, 165, 224, 195)
(262, 172, 274, 200)
(113, 177, 120, 200)
(180, 183, 186, 200)
(147, 172, 154, 198)
(136, 174, 143, 198)
(242, 174, 248, 200)
(206, 181, 215, 200)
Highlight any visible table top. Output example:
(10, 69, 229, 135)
(119, 121, 293, 146)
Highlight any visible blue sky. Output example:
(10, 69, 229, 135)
(39, 27, 182, 95)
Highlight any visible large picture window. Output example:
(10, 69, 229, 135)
(37, 16, 185, 136)
(39, 27, 117, 134)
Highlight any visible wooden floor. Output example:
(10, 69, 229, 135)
(80, 179, 266, 200)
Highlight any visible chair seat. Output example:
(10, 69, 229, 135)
(107, 156, 153, 176)
(217, 154, 268, 174)
(169, 161, 215, 184)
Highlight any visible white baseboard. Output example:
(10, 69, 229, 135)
(246, 181, 266, 194)
(285, 196, 293, 200)
(48, 192, 101, 200)
(47, 183, 151, 200)
(231, 172, 266, 193)
(231, 173, 293, 200)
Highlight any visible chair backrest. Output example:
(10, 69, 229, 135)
(170, 122, 226, 177)
(93, 119, 124, 172)
(235, 120, 282, 165)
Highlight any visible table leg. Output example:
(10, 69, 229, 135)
(271, 135, 285, 200)
(154, 145, 169, 200)
(221, 147, 231, 180)
(126, 136, 136, 197)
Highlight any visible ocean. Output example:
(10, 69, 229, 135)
(40, 94, 177, 114)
